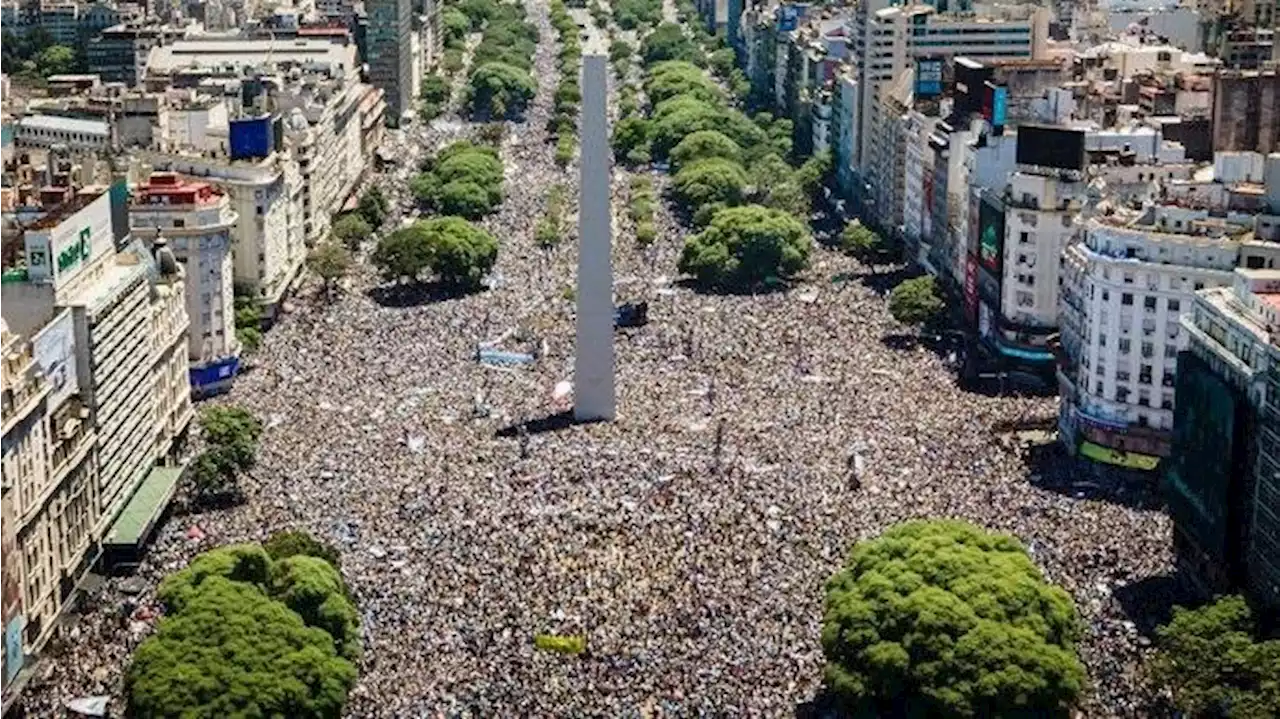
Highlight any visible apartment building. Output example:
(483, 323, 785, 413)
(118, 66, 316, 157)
(13, 116, 110, 152)
(139, 152, 306, 318)
(1212, 69, 1280, 155)
(1, 184, 191, 695)
(129, 172, 239, 392)
(1165, 268, 1280, 615)
(368, 0, 413, 126)
(88, 21, 192, 86)
(1056, 209, 1277, 467)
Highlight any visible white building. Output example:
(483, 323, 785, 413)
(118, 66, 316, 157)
(849, 1, 1047, 178)
(14, 116, 111, 151)
(1001, 171, 1087, 330)
(1, 185, 192, 674)
(139, 152, 306, 317)
(1056, 210, 1278, 463)
(129, 172, 240, 369)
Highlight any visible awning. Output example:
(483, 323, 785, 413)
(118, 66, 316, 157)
(1079, 441, 1161, 471)
(104, 466, 185, 550)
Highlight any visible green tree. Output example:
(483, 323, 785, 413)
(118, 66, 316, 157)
(707, 48, 735, 79)
(194, 405, 262, 502)
(130, 542, 360, 719)
(308, 241, 352, 296)
(330, 214, 371, 251)
(264, 529, 343, 571)
(418, 216, 498, 290)
(372, 223, 435, 283)
(438, 179, 496, 219)
(233, 294, 263, 353)
(671, 157, 748, 213)
(822, 520, 1086, 718)
(128, 577, 357, 719)
(609, 39, 634, 64)
(678, 204, 811, 289)
(442, 8, 471, 47)
(648, 98, 724, 159)
(795, 150, 833, 199)
(640, 22, 702, 66)
(888, 276, 945, 328)
(1151, 595, 1280, 718)
(468, 62, 536, 119)
(357, 186, 388, 228)
(749, 154, 807, 217)
(670, 130, 742, 171)
(645, 61, 722, 105)
(35, 45, 76, 77)
(841, 221, 894, 268)
(611, 116, 652, 164)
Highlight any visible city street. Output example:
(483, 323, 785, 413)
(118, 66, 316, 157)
(17, 2, 1175, 716)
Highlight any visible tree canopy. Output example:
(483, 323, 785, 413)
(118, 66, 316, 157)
(841, 222, 894, 266)
(468, 61, 536, 120)
(411, 141, 504, 219)
(671, 157, 748, 212)
(372, 217, 497, 290)
(357, 186, 388, 228)
(645, 61, 723, 106)
(670, 130, 742, 171)
(822, 520, 1085, 718)
(612, 0, 661, 29)
(128, 541, 359, 718)
(1151, 595, 1280, 719)
(678, 204, 811, 289)
(640, 22, 702, 66)
(330, 214, 372, 251)
(888, 276, 946, 328)
(307, 242, 352, 296)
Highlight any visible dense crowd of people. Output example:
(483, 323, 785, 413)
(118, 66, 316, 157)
(17, 1, 1176, 716)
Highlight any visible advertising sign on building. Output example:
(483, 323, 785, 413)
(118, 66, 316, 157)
(978, 195, 1005, 274)
(23, 192, 112, 288)
(31, 309, 79, 409)
(916, 58, 944, 97)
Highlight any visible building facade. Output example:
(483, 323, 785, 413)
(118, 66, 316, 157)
(367, 0, 413, 126)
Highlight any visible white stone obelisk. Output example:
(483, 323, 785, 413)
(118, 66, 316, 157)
(574, 52, 616, 422)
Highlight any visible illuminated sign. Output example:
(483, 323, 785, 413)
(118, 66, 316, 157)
(916, 58, 944, 97)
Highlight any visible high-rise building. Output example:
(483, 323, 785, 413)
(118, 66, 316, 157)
(1057, 211, 1279, 468)
(368, 0, 413, 126)
(1211, 68, 1280, 154)
(1164, 267, 1280, 614)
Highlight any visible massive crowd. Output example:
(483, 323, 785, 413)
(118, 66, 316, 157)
(18, 1, 1175, 717)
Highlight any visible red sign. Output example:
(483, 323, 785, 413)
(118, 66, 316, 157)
(964, 253, 979, 323)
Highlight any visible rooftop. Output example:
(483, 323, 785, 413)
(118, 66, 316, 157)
(146, 38, 357, 77)
(16, 114, 110, 136)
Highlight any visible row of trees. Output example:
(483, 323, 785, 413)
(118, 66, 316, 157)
(549, 0, 583, 166)
(126, 536, 359, 718)
(460, 0, 538, 120)
(410, 140, 505, 219)
(305, 186, 388, 297)
(536, 184, 568, 248)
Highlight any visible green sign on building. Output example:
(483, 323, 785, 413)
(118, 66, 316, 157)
(57, 227, 92, 274)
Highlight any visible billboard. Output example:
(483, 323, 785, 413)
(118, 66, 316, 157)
(982, 82, 1008, 129)
(1016, 125, 1087, 171)
(229, 115, 274, 160)
(916, 58, 944, 97)
(978, 194, 1005, 274)
(23, 191, 112, 288)
(31, 310, 78, 409)
(1163, 351, 1240, 565)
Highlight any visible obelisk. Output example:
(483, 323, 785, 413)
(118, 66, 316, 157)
(574, 51, 616, 422)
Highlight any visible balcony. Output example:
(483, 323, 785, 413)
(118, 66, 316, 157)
(50, 402, 94, 480)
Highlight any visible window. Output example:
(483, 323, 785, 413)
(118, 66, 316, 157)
(1117, 369, 1131, 382)
(1124, 272, 1135, 284)
(1165, 345, 1178, 359)
(1194, 281, 1204, 291)
(1167, 298, 1180, 312)
(1099, 333, 1108, 348)
(1141, 342, 1154, 359)
(1139, 364, 1153, 384)
(1144, 296, 1157, 310)
(1162, 370, 1175, 387)
(1102, 289, 1110, 301)
(1138, 390, 1151, 407)
(1121, 292, 1134, 306)
(1118, 338, 1131, 355)
(1117, 386, 1131, 402)
(1162, 393, 1174, 410)
(1019, 231, 1030, 244)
